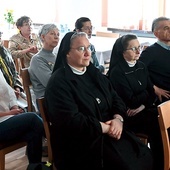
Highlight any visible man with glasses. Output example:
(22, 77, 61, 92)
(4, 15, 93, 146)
(140, 17, 170, 104)
(9, 16, 42, 68)
(74, 17, 105, 73)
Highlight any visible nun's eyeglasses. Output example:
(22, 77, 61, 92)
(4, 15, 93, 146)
(125, 46, 142, 53)
(70, 46, 91, 53)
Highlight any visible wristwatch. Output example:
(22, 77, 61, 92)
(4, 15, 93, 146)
(114, 117, 124, 123)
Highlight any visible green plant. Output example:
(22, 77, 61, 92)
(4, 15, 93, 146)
(4, 10, 14, 25)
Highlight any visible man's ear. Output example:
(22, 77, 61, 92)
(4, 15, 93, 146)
(153, 31, 158, 37)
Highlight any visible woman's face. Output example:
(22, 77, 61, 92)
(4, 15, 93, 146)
(18, 20, 32, 36)
(123, 39, 141, 63)
(41, 28, 60, 50)
(67, 36, 91, 71)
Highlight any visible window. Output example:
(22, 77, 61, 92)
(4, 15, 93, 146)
(107, 0, 166, 31)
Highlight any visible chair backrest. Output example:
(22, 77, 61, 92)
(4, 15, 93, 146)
(157, 100, 170, 170)
(20, 68, 33, 112)
(3, 40, 9, 48)
(15, 58, 25, 74)
(37, 97, 53, 165)
(96, 31, 120, 38)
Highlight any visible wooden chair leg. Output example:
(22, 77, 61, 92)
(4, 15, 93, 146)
(0, 152, 5, 170)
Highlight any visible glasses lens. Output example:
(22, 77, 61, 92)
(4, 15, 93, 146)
(78, 46, 85, 52)
(76, 46, 91, 53)
(131, 47, 141, 52)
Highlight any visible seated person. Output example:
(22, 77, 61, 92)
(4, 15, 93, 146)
(74, 17, 105, 73)
(9, 16, 42, 68)
(0, 69, 44, 165)
(45, 31, 153, 170)
(29, 24, 59, 99)
(139, 16, 170, 104)
(107, 34, 163, 170)
(0, 36, 25, 100)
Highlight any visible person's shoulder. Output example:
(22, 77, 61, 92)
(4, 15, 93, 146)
(10, 33, 20, 40)
(31, 53, 39, 61)
(108, 63, 124, 78)
(137, 60, 147, 68)
(52, 67, 65, 78)
(144, 42, 160, 51)
(47, 68, 65, 87)
(31, 33, 39, 40)
(9, 33, 25, 45)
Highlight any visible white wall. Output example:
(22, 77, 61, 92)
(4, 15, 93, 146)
(0, 0, 102, 33)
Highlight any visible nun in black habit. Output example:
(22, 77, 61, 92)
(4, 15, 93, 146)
(45, 32, 153, 170)
(107, 34, 163, 170)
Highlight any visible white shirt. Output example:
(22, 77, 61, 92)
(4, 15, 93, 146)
(0, 70, 17, 123)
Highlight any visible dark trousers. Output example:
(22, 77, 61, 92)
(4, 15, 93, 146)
(125, 107, 164, 170)
(0, 112, 44, 163)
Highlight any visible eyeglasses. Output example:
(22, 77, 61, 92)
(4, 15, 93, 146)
(81, 26, 94, 31)
(70, 46, 91, 53)
(162, 26, 170, 31)
(125, 46, 142, 53)
(22, 22, 32, 27)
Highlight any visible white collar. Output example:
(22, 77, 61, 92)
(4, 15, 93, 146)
(126, 60, 136, 67)
(68, 64, 87, 75)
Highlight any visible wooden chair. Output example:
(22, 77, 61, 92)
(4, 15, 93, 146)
(96, 31, 120, 38)
(3, 40, 24, 74)
(15, 58, 25, 75)
(2, 40, 9, 48)
(20, 68, 34, 112)
(157, 100, 170, 170)
(37, 97, 56, 170)
(0, 141, 26, 170)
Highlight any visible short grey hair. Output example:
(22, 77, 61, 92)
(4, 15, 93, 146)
(151, 17, 170, 32)
(38, 24, 58, 40)
(70, 32, 87, 46)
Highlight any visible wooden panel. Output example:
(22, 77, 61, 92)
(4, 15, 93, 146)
(96, 31, 119, 38)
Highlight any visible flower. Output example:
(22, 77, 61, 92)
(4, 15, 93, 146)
(4, 10, 14, 25)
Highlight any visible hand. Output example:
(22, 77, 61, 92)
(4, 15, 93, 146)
(9, 108, 24, 115)
(127, 104, 145, 117)
(28, 46, 38, 54)
(154, 85, 170, 102)
(105, 118, 123, 140)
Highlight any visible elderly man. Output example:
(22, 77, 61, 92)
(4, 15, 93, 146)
(139, 16, 170, 104)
